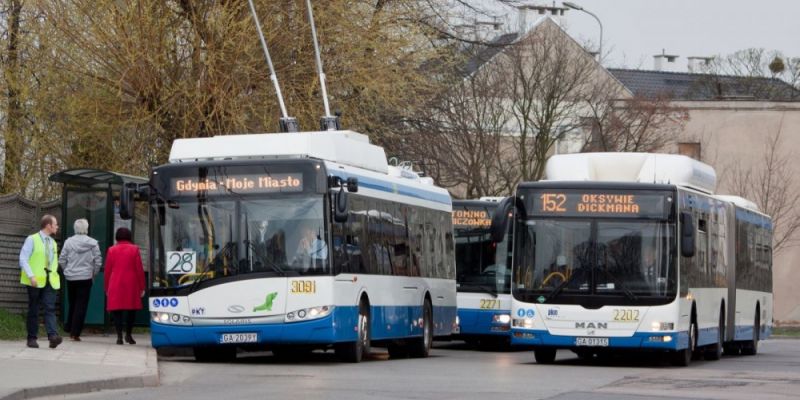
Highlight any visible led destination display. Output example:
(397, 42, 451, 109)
(170, 174, 303, 195)
(528, 190, 670, 219)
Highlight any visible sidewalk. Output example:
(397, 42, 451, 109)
(0, 335, 158, 400)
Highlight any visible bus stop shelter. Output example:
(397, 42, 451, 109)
(49, 168, 150, 328)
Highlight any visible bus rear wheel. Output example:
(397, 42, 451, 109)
(408, 299, 433, 358)
(741, 311, 760, 356)
(534, 348, 557, 364)
(705, 311, 724, 361)
(336, 299, 370, 363)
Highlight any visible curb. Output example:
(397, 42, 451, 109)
(1, 348, 159, 400)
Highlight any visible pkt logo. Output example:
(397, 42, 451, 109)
(191, 307, 205, 316)
(575, 322, 608, 329)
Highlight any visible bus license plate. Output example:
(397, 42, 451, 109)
(220, 333, 258, 344)
(575, 337, 609, 347)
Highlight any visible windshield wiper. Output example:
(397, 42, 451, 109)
(244, 240, 286, 276)
(187, 241, 236, 292)
(595, 268, 638, 301)
(545, 267, 587, 302)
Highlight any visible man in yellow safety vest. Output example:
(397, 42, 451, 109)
(19, 214, 62, 349)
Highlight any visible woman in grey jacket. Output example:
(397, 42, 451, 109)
(58, 219, 102, 341)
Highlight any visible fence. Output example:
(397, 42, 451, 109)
(0, 194, 61, 314)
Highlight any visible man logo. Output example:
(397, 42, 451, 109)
(227, 305, 245, 314)
(575, 322, 608, 329)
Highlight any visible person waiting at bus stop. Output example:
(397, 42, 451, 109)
(105, 227, 145, 345)
(19, 214, 62, 349)
(59, 218, 102, 341)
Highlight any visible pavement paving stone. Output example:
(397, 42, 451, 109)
(0, 335, 158, 400)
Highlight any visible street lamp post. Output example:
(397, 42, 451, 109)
(563, 2, 603, 63)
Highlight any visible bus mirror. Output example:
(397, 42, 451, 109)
(346, 177, 358, 193)
(490, 197, 519, 243)
(680, 212, 695, 257)
(119, 183, 135, 220)
(334, 187, 349, 223)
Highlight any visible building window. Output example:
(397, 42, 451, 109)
(678, 142, 701, 160)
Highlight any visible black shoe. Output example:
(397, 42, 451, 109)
(26, 339, 39, 349)
(116, 335, 124, 345)
(48, 335, 63, 349)
(125, 334, 136, 345)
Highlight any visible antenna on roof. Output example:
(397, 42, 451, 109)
(305, 0, 340, 131)
(247, 0, 299, 133)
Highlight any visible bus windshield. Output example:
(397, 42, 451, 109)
(152, 196, 327, 289)
(455, 227, 511, 295)
(512, 218, 677, 305)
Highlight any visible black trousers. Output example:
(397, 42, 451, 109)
(26, 280, 58, 340)
(65, 279, 93, 337)
(112, 310, 137, 336)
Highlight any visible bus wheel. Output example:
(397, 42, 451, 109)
(336, 299, 371, 363)
(705, 313, 724, 361)
(194, 346, 237, 363)
(741, 312, 760, 356)
(671, 320, 696, 367)
(534, 348, 557, 364)
(408, 299, 433, 358)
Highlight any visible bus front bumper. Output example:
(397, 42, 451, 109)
(510, 329, 683, 350)
(150, 311, 351, 348)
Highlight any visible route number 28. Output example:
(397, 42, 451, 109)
(166, 251, 197, 275)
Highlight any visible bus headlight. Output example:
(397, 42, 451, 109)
(151, 312, 192, 326)
(493, 314, 512, 325)
(284, 306, 334, 323)
(651, 321, 675, 331)
(512, 318, 535, 329)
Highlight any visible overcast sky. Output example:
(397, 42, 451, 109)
(463, 0, 800, 71)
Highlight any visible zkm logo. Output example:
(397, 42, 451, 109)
(227, 305, 245, 314)
(152, 298, 179, 308)
(575, 322, 608, 329)
(548, 309, 559, 317)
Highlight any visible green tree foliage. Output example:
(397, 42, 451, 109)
(1, 0, 450, 199)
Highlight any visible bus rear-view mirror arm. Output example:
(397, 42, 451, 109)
(490, 196, 525, 243)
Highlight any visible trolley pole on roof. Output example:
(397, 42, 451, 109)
(305, 0, 340, 131)
(248, 0, 299, 133)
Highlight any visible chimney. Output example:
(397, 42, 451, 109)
(517, 3, 568, 34)
(653, 49, 679, 71)
(687, 56, 714, 73)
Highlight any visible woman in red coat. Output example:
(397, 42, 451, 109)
(104, 227, 145, 345)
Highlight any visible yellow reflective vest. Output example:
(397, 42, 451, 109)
(20, 233, 60, 289)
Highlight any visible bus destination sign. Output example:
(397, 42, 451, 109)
(530, 191, 668, 218)
(452, 209, 492, 228)
(171, 174, 303, 195)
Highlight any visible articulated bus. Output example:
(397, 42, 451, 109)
(452, 199, 513, 346)
(130, 131, 457, 362)
(493, 153, 772, 366)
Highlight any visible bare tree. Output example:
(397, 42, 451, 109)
(399, 50, 510, 199)
(582, 91, 689, 153)
(723, 119, 800, 254)
(496, 19, 601, 182)
(696, 48, 800, 101)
